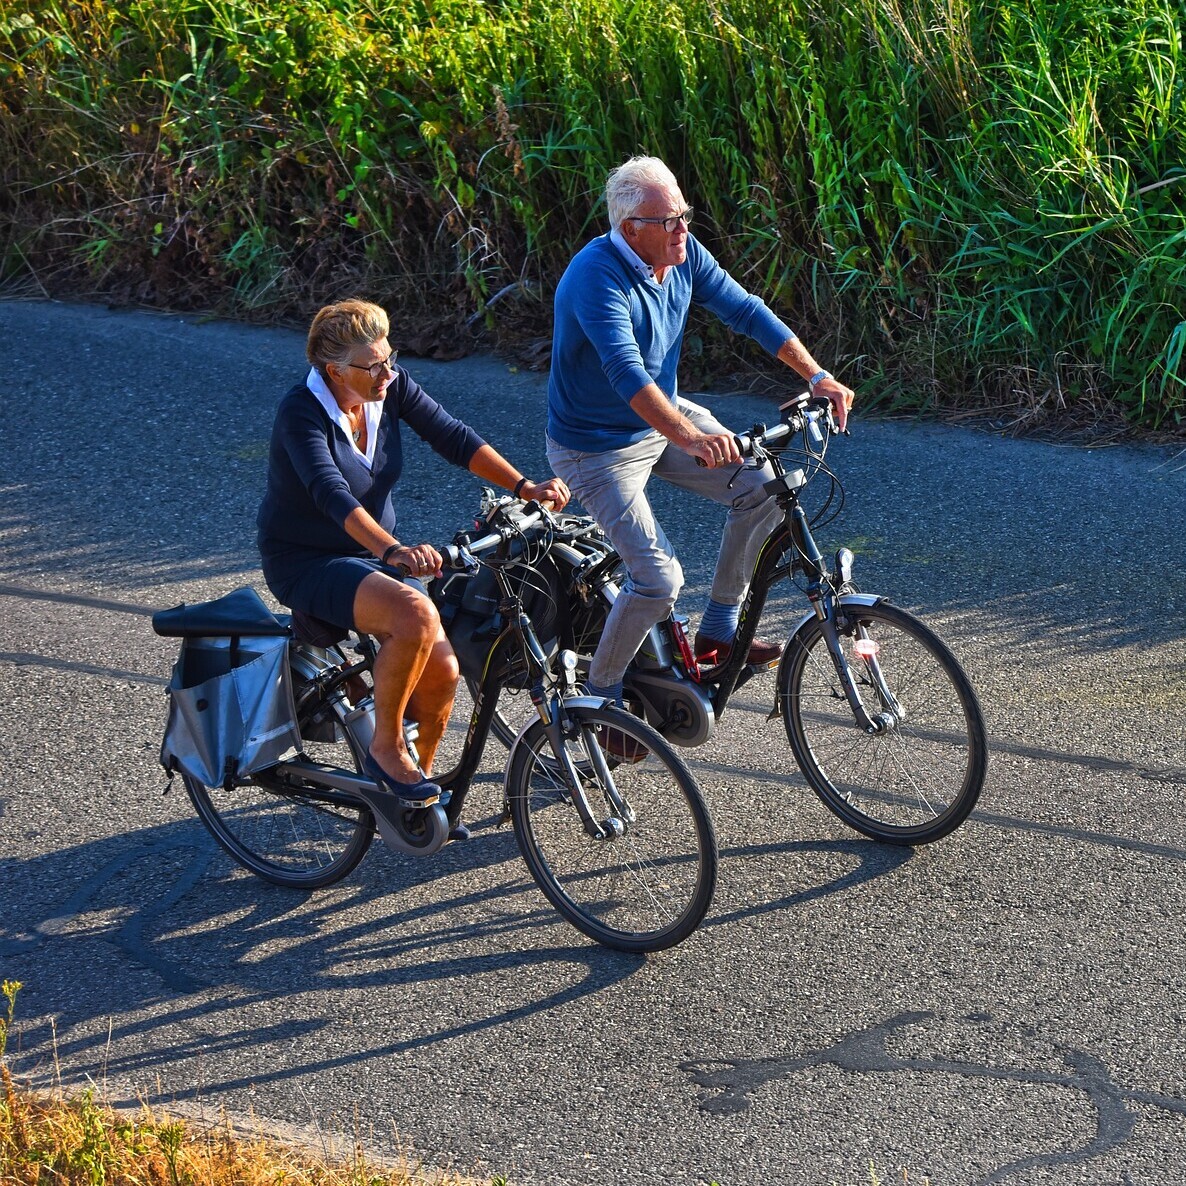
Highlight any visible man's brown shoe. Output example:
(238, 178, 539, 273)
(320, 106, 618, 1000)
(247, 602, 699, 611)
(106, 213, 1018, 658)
(694, 631, 783, 670)
(596, 721, 650, 764)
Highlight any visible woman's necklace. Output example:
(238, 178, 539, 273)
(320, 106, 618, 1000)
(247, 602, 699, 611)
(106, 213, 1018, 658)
(348, 408, 363, 444)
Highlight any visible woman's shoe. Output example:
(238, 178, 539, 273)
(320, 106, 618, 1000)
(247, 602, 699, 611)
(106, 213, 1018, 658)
(447, 822, 472, 843)
(363, 752, 447, 808)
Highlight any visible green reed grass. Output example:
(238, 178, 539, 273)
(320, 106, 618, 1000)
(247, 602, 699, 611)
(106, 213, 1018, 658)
(1, 0, 1183, 428)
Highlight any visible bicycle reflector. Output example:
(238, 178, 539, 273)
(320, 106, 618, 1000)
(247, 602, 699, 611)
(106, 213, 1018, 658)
(854, 638, 879, 660)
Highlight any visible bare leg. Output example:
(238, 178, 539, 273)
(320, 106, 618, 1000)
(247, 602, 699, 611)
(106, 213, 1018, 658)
(404, 635, 459, 775)
(352, 573, 459, 782)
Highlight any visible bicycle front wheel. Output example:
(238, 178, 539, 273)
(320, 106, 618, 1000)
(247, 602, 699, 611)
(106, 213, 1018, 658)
(780, 601, 987, 845)
(183, 693, 374, 889)
(508, 705, 717, 952)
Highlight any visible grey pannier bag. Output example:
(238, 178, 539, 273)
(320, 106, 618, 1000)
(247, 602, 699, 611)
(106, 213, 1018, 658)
(152, 587, 301, 788)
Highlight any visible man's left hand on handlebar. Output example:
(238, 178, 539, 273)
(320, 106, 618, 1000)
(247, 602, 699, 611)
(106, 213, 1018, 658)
(814, 375, 855, 432)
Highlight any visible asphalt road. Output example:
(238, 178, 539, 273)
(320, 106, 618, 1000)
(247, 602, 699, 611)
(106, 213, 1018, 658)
(2, 299, 1185, 1186)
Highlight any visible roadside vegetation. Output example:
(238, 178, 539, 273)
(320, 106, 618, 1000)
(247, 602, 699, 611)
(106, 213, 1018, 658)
(0, 980, 490, 1185)
(1, 0, 1182, 431)
(1, 980, 924, 1186)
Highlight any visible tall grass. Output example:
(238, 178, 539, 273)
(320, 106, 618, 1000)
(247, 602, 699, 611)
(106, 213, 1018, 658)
(1, 0, 1183, 428)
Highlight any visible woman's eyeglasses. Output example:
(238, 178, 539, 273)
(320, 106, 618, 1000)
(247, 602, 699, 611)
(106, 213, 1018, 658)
(346, 350, 398, 380)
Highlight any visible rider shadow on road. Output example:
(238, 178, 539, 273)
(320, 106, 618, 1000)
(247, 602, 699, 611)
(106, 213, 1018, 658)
(1, 779, 916, 1106)
(2, 808, 647, 1097)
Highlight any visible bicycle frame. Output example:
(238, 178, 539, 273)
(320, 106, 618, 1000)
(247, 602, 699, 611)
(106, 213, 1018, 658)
(280, 521, 635, 853)
(441, 556, 631, 841)
(652, 409, 891, 737)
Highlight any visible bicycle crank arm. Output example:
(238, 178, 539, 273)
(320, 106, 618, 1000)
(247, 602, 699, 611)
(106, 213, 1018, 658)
(271, 759, 451, 857)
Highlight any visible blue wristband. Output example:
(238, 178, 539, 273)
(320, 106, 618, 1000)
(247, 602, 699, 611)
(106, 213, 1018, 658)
(809, 370, 830, 387)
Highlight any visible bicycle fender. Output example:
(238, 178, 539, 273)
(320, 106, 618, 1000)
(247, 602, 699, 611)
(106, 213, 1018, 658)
(501, 696, 609, 801)
(772, 593, 887, 712)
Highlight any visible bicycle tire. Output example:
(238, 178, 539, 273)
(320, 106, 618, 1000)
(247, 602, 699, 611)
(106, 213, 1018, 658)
(780, 600, 987, 845)
(508, 704, 717, 952)
(182, 687, 374, 888)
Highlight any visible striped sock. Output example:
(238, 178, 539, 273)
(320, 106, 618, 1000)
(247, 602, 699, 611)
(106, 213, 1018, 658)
(698, 598, 740, 642)
(586, 679, 624, 706)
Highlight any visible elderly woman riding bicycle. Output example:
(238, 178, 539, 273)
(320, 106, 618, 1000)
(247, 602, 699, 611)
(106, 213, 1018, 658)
(256, 298, 569, 824)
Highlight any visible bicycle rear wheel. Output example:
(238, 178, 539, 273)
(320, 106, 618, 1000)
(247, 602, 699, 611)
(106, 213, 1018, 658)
(508, 704, 717, 952)
(780, 600, 987, 845)
(183, 690, 374, 888)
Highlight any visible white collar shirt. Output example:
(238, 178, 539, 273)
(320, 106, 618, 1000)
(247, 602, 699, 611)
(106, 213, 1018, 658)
(609, 227, 663, 286)
(306, 365, 380, 468)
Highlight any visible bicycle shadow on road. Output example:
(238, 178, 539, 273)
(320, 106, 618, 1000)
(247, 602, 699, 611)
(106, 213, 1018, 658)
(708, 836, 913, 929)
(0, 810, 647, 1101)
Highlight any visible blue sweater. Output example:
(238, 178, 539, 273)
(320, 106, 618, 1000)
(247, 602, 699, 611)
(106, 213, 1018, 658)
(256, 369, 485, 574)
(546, 233, 795, 452)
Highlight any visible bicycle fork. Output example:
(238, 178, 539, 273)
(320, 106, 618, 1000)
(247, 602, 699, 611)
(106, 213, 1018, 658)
(532, 648, 634, 842)
(792, 506, 901, 737)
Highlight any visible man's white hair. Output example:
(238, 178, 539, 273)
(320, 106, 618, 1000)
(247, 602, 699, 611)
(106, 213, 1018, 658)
(605, 156, 681, 230)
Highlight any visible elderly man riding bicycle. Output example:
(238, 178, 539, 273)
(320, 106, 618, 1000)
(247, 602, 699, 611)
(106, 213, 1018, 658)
(545, 156, 855, 706)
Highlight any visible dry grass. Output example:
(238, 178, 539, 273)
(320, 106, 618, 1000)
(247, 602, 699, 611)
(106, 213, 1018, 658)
(0, 981, 492, 1186)
(0, 1078, 493, 1186)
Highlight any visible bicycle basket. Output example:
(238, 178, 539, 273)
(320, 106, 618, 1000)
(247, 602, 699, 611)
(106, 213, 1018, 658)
(434, 556, 567, 683)
(156, 590, 301, 787)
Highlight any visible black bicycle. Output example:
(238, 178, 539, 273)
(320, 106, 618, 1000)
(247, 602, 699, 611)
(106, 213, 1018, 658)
(453, 392, 988, 846)
(153, 499, 718, 953)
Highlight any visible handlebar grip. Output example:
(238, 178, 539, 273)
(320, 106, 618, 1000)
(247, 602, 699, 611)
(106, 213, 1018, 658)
(439, 545, 473, 571)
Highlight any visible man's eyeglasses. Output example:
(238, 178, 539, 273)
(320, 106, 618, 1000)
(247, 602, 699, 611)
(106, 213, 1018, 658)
(345, 350, 398, 380)
(630, 209, 694, 233)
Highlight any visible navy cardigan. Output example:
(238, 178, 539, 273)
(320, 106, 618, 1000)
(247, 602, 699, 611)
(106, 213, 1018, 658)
(256, 368, 485, 578)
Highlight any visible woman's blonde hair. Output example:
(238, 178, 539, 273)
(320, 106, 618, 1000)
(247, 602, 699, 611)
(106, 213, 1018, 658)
(306, 299, 389, 374)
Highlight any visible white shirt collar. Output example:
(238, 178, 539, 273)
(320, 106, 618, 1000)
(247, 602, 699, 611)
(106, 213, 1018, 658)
(609, 227, 660, 284)
(306, 366, 380, 466)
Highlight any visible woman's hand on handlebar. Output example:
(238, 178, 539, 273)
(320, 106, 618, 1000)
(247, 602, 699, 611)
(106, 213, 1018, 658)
(520, 477, 571, 510)
(814, 374, 855, 432)
(386, 542, 444, 578)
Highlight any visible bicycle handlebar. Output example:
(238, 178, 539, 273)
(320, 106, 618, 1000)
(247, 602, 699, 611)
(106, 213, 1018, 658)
(439, 501, 549, 572)
(694, 391, 837, 466)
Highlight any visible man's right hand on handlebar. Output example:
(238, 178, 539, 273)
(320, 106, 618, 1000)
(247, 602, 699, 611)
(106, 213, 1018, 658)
(683, 428, 741, 469)
(814, 374, 854, 433)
